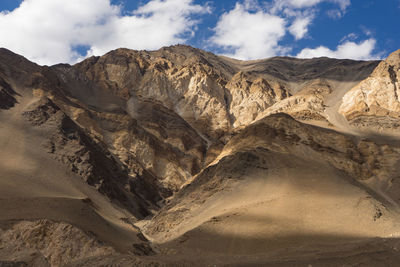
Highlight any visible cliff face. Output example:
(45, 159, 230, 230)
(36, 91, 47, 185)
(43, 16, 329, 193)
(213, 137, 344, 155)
(51, 46, 381, 196)
(340, 49, 400, 129)
(2, 45, 400, 266)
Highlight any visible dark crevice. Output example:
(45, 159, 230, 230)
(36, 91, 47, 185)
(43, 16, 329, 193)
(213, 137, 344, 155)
(388, 65, 399, 101)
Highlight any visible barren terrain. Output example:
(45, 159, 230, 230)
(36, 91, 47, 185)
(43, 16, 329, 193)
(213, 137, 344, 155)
(1, 46, 400, 266)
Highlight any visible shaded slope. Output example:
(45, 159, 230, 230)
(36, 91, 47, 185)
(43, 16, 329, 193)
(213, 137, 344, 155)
(0, 50, 165, 265)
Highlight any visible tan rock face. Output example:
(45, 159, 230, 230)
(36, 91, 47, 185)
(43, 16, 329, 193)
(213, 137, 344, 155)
(74, 48, 232, 140)
(53, 47, 293, 195)
(0, 45, 379, 199)
(255, 79, 332, 122)
(0, 46, 381, 202)
(340, 49, 400, 128)
(226, 71, 290, 127)
(0, 220, 115, 266)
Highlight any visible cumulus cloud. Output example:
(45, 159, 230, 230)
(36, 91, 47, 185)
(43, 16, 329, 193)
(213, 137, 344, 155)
(0, 0, 376, 63)
(269, 1, 317, 41)
(210, 0, 354, 59)
(210, 3, 287, 60)
(0, 0, 209, 65)
(289, 16, 313, 40)
(296, 38, 377, 60)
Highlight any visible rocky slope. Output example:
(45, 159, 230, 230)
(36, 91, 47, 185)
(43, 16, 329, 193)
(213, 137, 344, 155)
(1, 45, 400, 266)
(141, 114, 400, 262)
(340, 49, 400, 130)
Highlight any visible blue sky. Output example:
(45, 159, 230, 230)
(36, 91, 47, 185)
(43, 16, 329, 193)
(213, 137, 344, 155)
(0, 0, 399, 65)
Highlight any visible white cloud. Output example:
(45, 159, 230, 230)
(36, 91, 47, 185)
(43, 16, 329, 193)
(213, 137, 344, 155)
(270, 0, 350, 17)
(270, 0, 350, 11)
(288, 0, 321, 7)
(331, 0, 351, 11)
(0, 0, 377, 63)
(360, 25, 373, 37)
(0, 0, 209, 65)
(270, 0, 321, 12)
(289, 16, 312, 40)
(326, 9, 343, 19)
(339, 32, 358, 43)
(211, 3, 287, 60)
(296, 38, 377, 60)
(210, 0, 354, 59)
(326, 0, 351, 18)
(242, 0, 261, 10)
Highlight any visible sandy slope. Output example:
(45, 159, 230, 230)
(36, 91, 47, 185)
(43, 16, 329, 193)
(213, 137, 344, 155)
(143, 154, 400, 265)
(0, 86, 155, 265)
(0, 91, 83, 199)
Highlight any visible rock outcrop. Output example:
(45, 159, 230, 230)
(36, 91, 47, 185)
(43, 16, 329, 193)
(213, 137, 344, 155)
(340, 49, 400, 129)
(22, 96, 162, 217)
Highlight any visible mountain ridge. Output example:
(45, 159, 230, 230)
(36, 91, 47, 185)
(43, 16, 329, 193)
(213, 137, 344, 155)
(1, 45, 400, 266)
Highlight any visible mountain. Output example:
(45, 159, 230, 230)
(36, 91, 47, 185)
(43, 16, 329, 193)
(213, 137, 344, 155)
(340, 50, 400, 130)
(1, 45, 400, 266)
